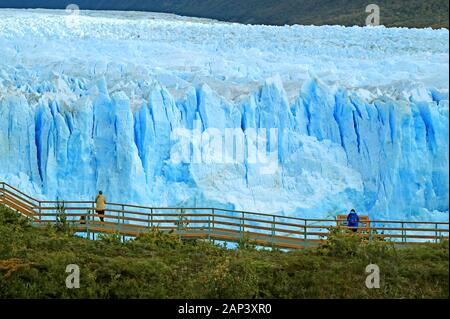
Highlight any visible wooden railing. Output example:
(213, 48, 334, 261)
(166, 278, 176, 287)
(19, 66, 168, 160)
(0, 182, 448, 249)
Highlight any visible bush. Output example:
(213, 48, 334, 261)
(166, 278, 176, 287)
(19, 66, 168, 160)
(319, 228, 366, 257)
(134, 227, 184, 249)
(237, 233, 257, 251)
(0, 207, 448, 299)
(98, 232, 122, 244)
(0, 205, 29, 226)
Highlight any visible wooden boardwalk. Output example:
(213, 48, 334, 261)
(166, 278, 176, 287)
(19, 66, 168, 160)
(1, 182, 448, 249)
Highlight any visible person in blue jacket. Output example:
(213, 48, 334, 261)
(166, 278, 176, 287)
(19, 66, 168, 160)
(347, 209, 360, 232)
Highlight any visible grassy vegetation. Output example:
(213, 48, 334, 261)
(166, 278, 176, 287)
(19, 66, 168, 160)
(0, 205, 448, 299)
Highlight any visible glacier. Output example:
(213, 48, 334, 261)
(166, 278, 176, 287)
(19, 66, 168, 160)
(0, 9, 448, 221)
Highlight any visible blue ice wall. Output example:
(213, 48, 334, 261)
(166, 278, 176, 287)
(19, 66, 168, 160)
(0, 75, 448, 221)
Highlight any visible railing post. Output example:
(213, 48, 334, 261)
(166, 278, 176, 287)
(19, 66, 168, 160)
(87, 211, 91, 240)
(212, 209, 215, 245)
(435, 223, 439, 244)
(121, 205, 125, 243)
(304, 220, 307, 244)
(92, 202, 96, 240)
(401, 222, 405, 243)
(241, 212, 245, 237)
(208, 213, 211, 242)
(115, 206, 120, 234)
(150, 208, 153, 228)
(178, 208, 183, 234)
(0, 182, 4, 204)
(87, 203, 94, 240)
(271, 216, 275, 248)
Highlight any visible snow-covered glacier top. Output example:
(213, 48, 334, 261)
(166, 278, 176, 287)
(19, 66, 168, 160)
(0, 9, 448, 221)
(0, 9, 448, 101)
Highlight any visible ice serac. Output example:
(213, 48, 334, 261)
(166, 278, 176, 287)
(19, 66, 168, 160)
(0, 95, 39, 185)
(0, 10, 448, 221)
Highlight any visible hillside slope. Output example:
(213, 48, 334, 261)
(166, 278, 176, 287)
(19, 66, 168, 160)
(0, 0, 448, 28)
(0, 205, 448, 298)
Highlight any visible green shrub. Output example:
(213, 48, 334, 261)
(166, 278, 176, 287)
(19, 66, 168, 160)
(319, 228, 365, 257)
(0, 205, 29, 226)
(237, 233, 257, 251)
(0, 208, 448, 299)
(134, 227, 183, 249)
(98, 232, 122, 244)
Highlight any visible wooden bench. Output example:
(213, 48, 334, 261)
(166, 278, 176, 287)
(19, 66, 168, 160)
(337, 214, 370, 231)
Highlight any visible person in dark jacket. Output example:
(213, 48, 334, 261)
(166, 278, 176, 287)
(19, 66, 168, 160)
(347, 209, 360, 232)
